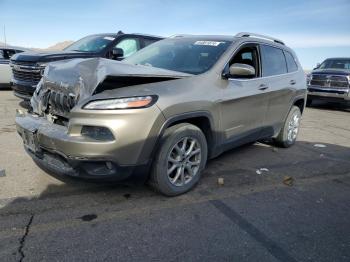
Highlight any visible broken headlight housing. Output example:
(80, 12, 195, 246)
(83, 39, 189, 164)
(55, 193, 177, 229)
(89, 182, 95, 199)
(83, 95, 157, 110)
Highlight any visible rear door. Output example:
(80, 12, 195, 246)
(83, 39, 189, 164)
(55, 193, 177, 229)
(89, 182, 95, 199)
(220, 43, 270, 144)
(259, 44, 293, 136)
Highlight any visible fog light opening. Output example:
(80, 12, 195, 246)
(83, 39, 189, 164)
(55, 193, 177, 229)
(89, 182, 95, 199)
(81, 126, 115, 141)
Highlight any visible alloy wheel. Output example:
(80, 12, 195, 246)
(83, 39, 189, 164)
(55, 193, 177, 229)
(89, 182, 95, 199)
(167, 137, 201, 187)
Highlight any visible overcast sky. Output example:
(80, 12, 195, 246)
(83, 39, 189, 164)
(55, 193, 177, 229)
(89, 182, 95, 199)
(0, 0, 349, 69)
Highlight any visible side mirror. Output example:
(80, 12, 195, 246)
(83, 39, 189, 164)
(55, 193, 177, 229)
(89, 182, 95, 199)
(112, 47, 124, 60)
(227, 63, 255, 78)
(314, 63, 320, 69)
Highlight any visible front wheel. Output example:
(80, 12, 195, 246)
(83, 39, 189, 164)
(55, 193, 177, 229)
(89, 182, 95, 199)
(274, 106, 301, 148)
(149, 123, 208, 196)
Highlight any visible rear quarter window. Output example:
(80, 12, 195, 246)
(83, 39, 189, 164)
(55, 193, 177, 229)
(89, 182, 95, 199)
(260, 45, 287, 77)
(284, 51, 298, 72)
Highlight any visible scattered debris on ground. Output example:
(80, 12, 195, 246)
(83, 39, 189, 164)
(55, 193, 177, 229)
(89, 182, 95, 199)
(314, 144, 327, 148)
(272, 148, 278, 152)
(78, 214, 98, 222)
(0, 169, 6, 177)
(123, 193, 131, 199)
(283, 176, 294, 186)
(217, 177, 224, 185)
(256, 168, 269, 175)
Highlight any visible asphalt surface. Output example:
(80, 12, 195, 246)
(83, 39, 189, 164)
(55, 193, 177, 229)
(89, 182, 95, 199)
(0, 90, 349, 262)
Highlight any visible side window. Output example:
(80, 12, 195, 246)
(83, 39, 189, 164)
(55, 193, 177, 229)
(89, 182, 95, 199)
(143, 38, 158, 47)
(6, 49, 17, 59)
(229, 45, 260, 78)
(284, 51, 298, 72)
(260, 45, 287, 77)
(115, 38, 140, 58)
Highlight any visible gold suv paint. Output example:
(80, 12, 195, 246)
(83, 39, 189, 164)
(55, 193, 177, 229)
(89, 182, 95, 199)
(16, 32, 307, 196)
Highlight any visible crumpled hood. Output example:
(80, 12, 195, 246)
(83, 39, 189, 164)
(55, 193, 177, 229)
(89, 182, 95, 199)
(31, 57, 191, 117)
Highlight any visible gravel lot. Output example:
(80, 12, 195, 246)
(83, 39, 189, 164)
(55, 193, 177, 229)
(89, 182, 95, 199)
(0, 90, 349, 262)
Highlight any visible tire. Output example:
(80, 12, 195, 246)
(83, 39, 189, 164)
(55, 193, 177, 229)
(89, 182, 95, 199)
(274, 106, 301, 148)
(306, 99, 312, 107)
(149, 123, 208, 196)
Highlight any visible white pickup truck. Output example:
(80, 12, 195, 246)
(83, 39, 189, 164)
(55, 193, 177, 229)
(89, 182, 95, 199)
(0, 48, 24, 88)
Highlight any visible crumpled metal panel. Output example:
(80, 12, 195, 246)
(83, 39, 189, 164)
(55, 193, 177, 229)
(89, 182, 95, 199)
(31, 57, 191, 117)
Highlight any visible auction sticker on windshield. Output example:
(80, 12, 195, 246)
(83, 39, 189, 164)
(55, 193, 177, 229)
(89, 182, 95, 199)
(194, 41, 224, 46)
(104, 37, 115, 41)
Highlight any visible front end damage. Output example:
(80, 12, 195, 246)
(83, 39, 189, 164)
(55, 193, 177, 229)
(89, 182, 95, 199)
(16, 58, 188, 180)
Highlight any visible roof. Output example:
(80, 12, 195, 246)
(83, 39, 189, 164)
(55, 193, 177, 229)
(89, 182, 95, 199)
(87, 32, 163, 39)
(324, 57, 350, 60)
(170, 34, 236, 41)
(169, 33, 288, 47)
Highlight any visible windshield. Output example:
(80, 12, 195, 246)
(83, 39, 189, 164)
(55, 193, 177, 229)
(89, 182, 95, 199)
(64, 35, 115, 52)
(124, 38, 232, 74)
(319, 59, 350, 70)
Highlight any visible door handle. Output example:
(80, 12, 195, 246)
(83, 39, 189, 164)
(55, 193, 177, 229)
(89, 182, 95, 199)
(258, 84, 269, 91)
(290, 80, 296, 85)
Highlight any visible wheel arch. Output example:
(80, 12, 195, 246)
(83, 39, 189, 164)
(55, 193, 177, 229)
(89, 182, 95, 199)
(155, 111, 217, 160)
(293, 96, 306, 114)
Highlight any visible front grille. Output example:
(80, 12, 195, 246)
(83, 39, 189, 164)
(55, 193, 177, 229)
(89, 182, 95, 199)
(310, 74, 349, 89)
(11, 61, 42, 85)
(11, 61, 36, 66)
(12, 70, 42, 84)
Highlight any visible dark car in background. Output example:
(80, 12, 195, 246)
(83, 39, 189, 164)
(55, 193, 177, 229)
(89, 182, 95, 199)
(307, 58, 350, 106)
(10, 31, 163, 100)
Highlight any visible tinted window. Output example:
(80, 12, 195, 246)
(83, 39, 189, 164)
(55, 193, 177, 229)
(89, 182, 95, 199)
(115, 38, 140, 57)
(284, 51, 298, 72)
(260, 45, 287, 77)
(229, 45, 259, 78)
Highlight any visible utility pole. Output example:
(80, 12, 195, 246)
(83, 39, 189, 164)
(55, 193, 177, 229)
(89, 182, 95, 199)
(3, 25, 7, 47)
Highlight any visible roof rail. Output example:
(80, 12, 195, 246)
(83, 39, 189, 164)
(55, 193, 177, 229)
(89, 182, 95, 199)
(235, 32, 285, 45)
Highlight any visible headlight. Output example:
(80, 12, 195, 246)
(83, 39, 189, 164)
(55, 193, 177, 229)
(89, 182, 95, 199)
(37, 63, 47, 76)
(83, 95, 157, 110)
(306, 73, 312, 84)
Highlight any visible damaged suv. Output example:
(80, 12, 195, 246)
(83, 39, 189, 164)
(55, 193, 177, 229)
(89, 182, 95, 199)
(16, 33, 306, 196)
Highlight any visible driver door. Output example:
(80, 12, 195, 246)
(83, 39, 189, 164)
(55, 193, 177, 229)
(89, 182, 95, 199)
(220, 43, 270, 144)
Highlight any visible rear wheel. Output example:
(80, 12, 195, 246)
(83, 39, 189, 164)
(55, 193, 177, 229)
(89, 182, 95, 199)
(274, 106, 301, 148)
(149, 123, 208, 196)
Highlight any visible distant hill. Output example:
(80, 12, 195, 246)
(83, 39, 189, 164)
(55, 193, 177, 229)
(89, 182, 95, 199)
(0, 40, 74, 51)
(0, 41, 29, 50)
(34, 41, 74, 51)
